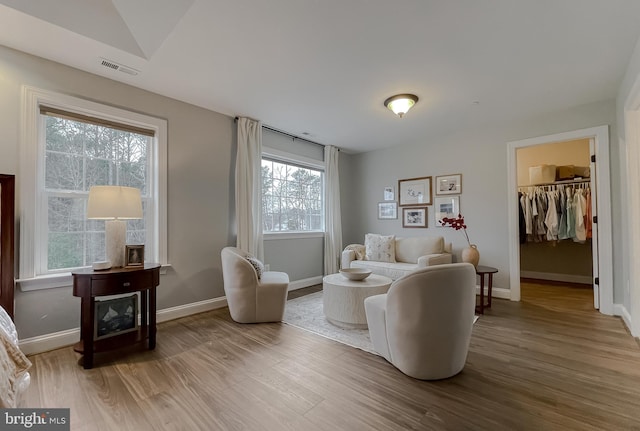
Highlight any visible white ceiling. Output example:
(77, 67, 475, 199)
(1, 0, 639, 153)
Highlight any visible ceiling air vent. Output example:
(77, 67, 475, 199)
(99, 58, 139, 76)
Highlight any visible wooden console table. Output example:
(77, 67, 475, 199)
(72, 263, 160, 369)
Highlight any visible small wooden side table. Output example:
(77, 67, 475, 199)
(72, 263, 160, 369)
(475, 265, 498, 314)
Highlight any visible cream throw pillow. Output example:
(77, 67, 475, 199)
(344, 244, 366, 260)
(365, 234, 396, 262)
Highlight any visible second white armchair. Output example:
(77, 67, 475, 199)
(221, 247, 289, 323)
(364, 263, 477, 380)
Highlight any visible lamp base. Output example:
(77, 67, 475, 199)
(105, 219, 126, 267)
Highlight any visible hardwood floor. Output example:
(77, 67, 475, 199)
(23, 281, 640, 430)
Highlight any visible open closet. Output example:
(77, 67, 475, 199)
(516, 139, 595, 301)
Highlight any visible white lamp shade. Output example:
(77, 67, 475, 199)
(87, 186, 143, 220)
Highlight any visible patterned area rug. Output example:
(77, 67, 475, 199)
(283, 291, 377, 354)
(283, 291, 480, 356)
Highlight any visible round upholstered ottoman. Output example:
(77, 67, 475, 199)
(322, 273, 392, 328)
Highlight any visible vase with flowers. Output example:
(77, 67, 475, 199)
(440, 214, 480, 267)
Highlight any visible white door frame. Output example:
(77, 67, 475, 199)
(624, 79, 640, 337)
(506, 126, 613, 315)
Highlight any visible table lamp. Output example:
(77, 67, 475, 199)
(87, 186, 143, 268)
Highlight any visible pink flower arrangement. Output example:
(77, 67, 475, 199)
(440, 214, 471, 246)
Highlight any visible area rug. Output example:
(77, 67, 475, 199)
(283, 291, 479, 355)
(283, 291, 377, 354)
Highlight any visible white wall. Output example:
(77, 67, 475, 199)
(0, 45, 332, 339)
(616, 35, 640, 328)
(346, 100, 617, 295)
(0, 39, 630, 340)
(0, 45, 235, 339)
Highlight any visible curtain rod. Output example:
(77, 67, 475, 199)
(234, 116, 324, 148)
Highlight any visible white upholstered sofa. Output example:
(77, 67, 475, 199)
(341, 234, 452, 280)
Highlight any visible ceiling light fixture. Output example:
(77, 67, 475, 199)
(384, 94, 419, 118)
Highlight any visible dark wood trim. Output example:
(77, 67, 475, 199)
(0, 174, 15, 319)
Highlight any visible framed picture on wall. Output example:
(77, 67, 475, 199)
(435, 174, 462, 195)
(383, 186, 394, 201)
(434, 196, 460, 226)
(398, 176, 432, 206)
(402, 207, 428, 228)
(378, 201, 398, 219)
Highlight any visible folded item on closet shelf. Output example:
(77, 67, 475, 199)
(556, 165, 575, 180)
(573, 166, 590, 178)
(529, 165, 556, 184)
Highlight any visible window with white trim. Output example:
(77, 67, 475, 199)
(261, 157, 324, 233)
(20, 87, 167, 285)
(42, 109, 151, 271)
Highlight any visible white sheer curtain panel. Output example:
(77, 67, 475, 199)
(324, 145, 342, 274)
(236, 117, 264, 260)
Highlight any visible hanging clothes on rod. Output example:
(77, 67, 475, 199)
(518, 180, 591, 244)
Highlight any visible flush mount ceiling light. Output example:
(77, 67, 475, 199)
(384, 94, 419, 118)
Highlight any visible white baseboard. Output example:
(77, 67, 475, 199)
(288, 276, 323, 291)
(520, 271, 592, 285)
(19, 297, 229, 356)
(156, 297, 227, 323)
(476, 285, 511, 300)
(19, 278, 325, 356)
(613, 303, 632, 334)
(19, 328, 80, 356)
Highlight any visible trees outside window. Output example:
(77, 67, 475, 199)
(261, 158, 323, 232)
(20, 87, 167, 286)
(43, 114, 151, 271)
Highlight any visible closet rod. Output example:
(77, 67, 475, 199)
(528, 178, 591, 187)
(234, 116, 324, 148)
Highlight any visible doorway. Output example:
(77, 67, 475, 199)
(517, 139, 594, 303)
(506, 126, 613, 315)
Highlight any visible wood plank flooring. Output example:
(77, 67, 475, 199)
(22, 281, 640, 430)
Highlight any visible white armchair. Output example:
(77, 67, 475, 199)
(221, 247, 289, 323)
(364, 263, 476, 380)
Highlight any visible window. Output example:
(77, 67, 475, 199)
(20, 87, 167, 288)
(261, 157, 324, 233)
(42, 109, 151, 271)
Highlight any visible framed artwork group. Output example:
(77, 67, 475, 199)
(379, 174, 462, 228)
